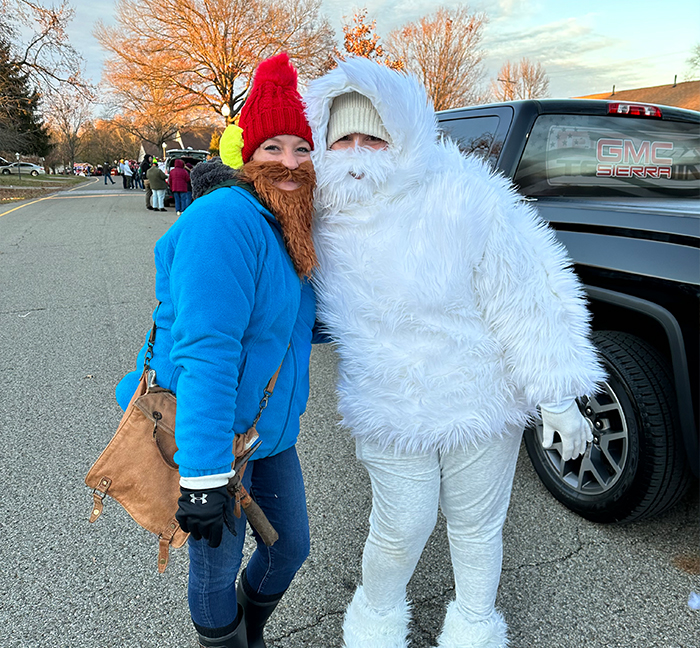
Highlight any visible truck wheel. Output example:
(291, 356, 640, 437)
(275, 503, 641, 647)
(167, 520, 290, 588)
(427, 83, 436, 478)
(524, 331, 692, 523)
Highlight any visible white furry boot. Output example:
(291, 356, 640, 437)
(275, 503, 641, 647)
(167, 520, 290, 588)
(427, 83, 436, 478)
(435, 601, 508, 648)
(342, 586, 411, 648)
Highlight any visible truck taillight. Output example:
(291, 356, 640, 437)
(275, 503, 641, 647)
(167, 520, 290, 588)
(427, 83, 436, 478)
(608, 102, 663, 118)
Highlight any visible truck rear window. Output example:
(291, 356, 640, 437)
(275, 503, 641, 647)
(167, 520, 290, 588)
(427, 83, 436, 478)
(439, 116, 502, 165)
(513, 114, 700, 198)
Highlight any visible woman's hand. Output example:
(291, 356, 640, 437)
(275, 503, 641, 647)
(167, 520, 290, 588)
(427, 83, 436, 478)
(176, 485, 236, 547)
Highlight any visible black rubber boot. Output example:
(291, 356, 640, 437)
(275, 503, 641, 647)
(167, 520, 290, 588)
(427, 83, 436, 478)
(237, 569, 285, 648)
(198, 605, 248, 648)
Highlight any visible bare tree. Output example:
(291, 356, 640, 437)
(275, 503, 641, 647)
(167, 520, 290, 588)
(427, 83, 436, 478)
(45, 86, 94, 171)
(491, 58, 550, 101)
(95, 0, 335, 125)
(0, 0, 92, 96)
(387, 6, 488, 111)
(684, 43, 700, 80)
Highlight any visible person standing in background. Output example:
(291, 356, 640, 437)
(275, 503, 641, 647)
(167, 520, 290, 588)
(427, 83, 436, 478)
(184, 162, 194, 211)
(120, 159, 133, 189)
(168, 158, 190, 216)
(132, 160, 144, 190)
(146, 159, 168, 211)
(103, 161, 115, 184)
(140, 154, 154, 209)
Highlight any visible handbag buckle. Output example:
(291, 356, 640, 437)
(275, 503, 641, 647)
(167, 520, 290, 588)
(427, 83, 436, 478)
(89, 477, 112, 523)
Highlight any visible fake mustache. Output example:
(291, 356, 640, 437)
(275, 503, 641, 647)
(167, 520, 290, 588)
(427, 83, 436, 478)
(242, 160, 316, 187)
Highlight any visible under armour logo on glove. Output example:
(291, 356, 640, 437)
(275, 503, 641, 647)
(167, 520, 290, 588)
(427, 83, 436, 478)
(176, 485, 236, 548)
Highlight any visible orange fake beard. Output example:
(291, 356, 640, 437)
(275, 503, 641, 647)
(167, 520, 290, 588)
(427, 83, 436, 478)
(240, 160, 317, 278)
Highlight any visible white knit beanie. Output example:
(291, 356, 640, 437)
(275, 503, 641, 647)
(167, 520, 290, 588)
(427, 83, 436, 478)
(326, 91, 391, 146)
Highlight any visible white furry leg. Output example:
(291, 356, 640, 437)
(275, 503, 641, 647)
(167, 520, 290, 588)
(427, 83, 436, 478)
(435, 601, 508, 648)
(342, 586, 411, 648)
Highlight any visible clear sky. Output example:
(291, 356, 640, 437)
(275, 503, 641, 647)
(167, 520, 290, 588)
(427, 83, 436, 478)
(70, 0, 699, 100)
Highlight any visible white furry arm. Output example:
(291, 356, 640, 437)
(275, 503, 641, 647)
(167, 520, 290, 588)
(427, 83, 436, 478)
(474, 194, 605, 406)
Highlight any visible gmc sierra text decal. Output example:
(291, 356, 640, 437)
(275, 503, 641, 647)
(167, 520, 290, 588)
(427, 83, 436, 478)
(596, 138, 673, 178)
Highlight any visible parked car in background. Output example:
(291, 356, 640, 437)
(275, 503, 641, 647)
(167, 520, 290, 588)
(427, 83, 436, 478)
(438, 99, 699, 523)
(163, 149, 208, 206)
(0, 161, 46, 176)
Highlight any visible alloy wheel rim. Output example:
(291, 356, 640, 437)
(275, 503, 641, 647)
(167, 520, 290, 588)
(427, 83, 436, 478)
(537, 381, 629, 496)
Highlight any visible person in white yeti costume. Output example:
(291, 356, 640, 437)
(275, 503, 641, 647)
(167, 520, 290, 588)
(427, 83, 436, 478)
(305, 57, 605, 648)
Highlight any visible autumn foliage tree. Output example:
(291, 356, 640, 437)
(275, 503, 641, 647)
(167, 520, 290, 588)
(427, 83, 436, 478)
(387, 6, 488, 111)
(209, 131, 222, 157)
(104, 51, 206, 150)
(76, 119, 141, 168)
(331, 9, 403, 70)
(491, 58, 550, 101)
(95, 0, 334, 125)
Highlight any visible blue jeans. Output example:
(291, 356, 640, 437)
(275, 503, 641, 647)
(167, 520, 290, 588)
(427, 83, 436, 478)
(174, 191, 192, 213)
(187, 445, 310, 630)
(174, 191, 185, 213)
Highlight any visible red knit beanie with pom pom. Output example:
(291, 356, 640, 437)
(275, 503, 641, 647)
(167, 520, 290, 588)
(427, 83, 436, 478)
(238, 52, 314, 163)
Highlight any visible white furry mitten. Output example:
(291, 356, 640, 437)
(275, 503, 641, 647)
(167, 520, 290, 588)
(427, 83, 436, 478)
(540, 400, 593, 461)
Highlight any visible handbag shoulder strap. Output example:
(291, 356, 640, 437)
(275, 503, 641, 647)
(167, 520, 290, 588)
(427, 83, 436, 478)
(250, 347, 288, 430)
(264, 354, 285, 395)
(145, 303, 287, 418)
(143, 319, 157, 374)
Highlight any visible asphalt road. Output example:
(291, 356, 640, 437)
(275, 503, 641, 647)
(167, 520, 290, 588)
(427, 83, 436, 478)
(0, 179, 698, 648)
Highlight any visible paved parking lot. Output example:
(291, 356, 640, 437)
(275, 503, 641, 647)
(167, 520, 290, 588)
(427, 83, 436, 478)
(0, 181, 697, 647)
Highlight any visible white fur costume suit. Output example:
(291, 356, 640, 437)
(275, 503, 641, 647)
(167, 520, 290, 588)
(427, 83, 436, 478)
(305, 58, 605, 648)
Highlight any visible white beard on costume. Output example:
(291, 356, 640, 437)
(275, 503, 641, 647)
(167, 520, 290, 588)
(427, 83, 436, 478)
(314, 145, 400, 213)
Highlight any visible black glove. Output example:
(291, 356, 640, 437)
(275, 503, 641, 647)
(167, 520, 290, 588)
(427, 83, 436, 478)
(176, 485, 235, 548)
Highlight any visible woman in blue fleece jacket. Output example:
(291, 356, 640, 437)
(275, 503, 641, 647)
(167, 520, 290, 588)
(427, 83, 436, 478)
(116, 53, 319, 648)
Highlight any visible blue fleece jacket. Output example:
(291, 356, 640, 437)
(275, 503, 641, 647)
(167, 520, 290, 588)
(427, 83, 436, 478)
(115, 185, 316, 478)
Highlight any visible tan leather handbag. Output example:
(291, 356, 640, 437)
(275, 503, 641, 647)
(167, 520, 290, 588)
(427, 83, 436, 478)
(86, 321, 282, 573)
(85, 366, 185, 572)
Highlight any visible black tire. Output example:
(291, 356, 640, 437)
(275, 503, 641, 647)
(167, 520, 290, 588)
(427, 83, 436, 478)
(30, 170, 38, 176)
(1, 169, 9, 175)
(524, 330, 692, 523)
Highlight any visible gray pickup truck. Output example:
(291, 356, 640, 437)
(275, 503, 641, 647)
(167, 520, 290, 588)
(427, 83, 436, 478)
(437, 99, 699, 523)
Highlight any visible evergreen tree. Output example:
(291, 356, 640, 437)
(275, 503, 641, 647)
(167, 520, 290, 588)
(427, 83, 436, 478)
(0, 38, 51, 156)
